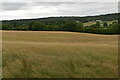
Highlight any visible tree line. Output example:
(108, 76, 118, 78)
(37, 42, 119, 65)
(1, 13, 120, 34)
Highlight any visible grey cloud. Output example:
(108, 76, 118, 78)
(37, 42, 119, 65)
(2, 2, 27, 11)
(3, 0, 119, 2)
(0, 2, 118, 20)
(25, 2, 118, 17)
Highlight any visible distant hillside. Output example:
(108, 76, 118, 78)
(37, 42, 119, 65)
(2, 13, 119, 23)
(1, 13, 119, 34)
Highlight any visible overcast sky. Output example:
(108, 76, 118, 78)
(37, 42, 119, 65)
(0, 0, 119, 20)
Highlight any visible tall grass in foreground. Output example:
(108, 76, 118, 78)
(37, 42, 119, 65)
(2, 31, 118, 78)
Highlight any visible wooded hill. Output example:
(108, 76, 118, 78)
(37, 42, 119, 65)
(1, 13, 119, 34)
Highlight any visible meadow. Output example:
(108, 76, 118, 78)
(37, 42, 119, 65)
(2, 31, 118, 78)
(83, 20, 117, 26)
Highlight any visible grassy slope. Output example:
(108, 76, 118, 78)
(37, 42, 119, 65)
(2, 31, 118, 78)
(83, 20, 117, 26)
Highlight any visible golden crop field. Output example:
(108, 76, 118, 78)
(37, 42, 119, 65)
(2, 31, 118, 78)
